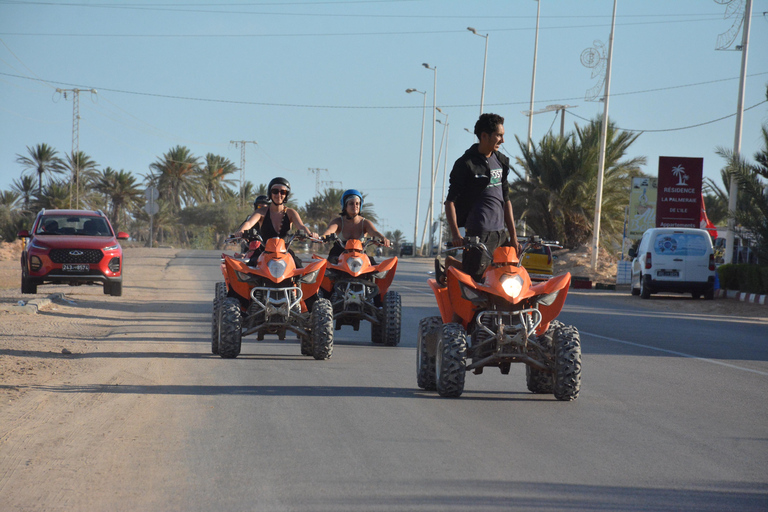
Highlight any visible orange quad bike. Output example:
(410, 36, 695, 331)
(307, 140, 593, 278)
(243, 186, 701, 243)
(316, 235, 401, 345)
(417, 236, 581, 400)
(211, 232, 334, 360)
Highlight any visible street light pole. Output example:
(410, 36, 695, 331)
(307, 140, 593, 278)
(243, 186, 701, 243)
(590, 0, 618, 271)
(526, 0, 541, 152)
(436, 109, 449, 255)
(406, 88, 427, 258)
(725, 0, 753, 264)
(423, 63, 437, 256)
(467, 27, 489, 115)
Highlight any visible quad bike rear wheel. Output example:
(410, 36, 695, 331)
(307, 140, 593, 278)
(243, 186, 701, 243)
(211, 281, 227, 355)
(436, 323, 467, 398)
(526, 320, 558, 394)
(311, 298, 334, 360)
(218, 297, 242, 359)
(553, 323, 582, 401)
(416, 316, 441, 390)
(382, 290, 402, 346)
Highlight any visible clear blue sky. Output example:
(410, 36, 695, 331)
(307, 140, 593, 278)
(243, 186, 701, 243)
(1, 0, 766, 240)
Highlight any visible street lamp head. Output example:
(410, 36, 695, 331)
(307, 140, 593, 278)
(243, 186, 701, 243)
(422, 63, 429, 68)
(406, 88, 416, 93)
(467, 27, 477, 34)
(436, 107, 444, 114)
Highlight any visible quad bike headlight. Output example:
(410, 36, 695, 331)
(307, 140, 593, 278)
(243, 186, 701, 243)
(299, 269, 320, 284)
(236, 271, 258, 283)
(537, 290, 559, 306)
(347, 257, 363, 274)
(499, 274, 525, 299)
(267, 259, 288, 279)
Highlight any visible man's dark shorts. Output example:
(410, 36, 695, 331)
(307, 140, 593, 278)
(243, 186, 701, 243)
(462, 229, 506, 282)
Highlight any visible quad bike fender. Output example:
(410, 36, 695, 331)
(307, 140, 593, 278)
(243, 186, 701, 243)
(222, 255, 253, 301)
(428, 278, 454, 325)
(445, 266, 480, 328)
(373, 257, 398, 298)
(531, 272, 571, 336)
(296, 257, 328, 302)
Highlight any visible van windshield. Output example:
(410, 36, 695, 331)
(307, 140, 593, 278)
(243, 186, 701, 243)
(653, 233, 709, 256)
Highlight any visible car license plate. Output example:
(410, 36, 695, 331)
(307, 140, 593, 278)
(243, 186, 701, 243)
(657, 270, 679, 277)
(62, 263, 90, 272)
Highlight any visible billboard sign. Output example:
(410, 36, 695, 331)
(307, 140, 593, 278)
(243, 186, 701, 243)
(628, 177, 657, 239)
(656, 157, 703, 229)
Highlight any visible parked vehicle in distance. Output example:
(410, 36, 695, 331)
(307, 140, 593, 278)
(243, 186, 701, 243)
(17, 209, 129, 296)
(629, 227, 715, 300)
(518, 237, 559, 280)
(399, 243, 414, 256)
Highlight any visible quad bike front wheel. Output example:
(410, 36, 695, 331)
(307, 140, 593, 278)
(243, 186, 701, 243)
(553, 323, 582, 401)
(211, 281, 227, 355)
(526, 320, 558, 394)
(436, 323, 467, 398)
(382, 290, 402, 346)
(311, 298, 334, 360)
(416, 316, 441, 390)
(218, 297, 242, 359)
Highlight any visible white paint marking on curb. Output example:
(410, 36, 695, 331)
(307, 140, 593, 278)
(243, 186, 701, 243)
(582, 331, 768, 377)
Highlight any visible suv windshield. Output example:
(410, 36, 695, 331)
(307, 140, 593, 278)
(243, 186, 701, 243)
(36, 215, 112, 236)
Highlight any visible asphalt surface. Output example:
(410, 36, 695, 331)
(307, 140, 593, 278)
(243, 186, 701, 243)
(3, 250, 766, 511)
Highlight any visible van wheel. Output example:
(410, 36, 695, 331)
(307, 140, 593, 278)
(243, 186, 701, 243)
(631, 276, 640, 296)
(640, 274, 651, 299)
(704, 287, 715, 300)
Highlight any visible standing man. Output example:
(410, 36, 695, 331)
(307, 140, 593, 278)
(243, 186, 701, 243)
(444, 113, 520, 281)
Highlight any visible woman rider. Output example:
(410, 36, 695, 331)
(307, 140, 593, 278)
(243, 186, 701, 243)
(236, 177, 318, 266)
(321, 189, 390, 263)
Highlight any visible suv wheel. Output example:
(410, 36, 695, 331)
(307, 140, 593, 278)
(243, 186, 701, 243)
(21, 274, 37, 294)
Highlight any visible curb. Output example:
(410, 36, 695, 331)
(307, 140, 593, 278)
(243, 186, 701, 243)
(716, 289, 768, 306)
(0, 297, 53, 315)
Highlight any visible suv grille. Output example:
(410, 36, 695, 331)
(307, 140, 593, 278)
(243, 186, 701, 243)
(50, 248, 103, 264)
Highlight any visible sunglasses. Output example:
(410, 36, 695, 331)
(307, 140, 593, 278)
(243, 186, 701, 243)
(271, 188, 288, 196)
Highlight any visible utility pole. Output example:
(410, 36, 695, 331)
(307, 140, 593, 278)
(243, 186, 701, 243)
(230, 140, 257, 207)
(308, 168, 329, 195)
(590, 0, 618, 271)
(57, 87, 96, 209)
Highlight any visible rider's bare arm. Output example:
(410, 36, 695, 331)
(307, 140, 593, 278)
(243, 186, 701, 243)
(444, 201, 463, 248)
(364, 219, 390, 247)
(503, 200, 521, 253)
(236, 211, 264, 237)
(321, 217, 342, 238)
(288, 209, 319, 238)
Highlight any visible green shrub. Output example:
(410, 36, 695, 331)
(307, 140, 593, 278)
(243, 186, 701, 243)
(717, 264, 739, 290)
(736, 264, 764, 294)
(760, 267, 768, 294)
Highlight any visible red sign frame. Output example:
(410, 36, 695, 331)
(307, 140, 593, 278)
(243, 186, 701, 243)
(655, 156, 703, 229)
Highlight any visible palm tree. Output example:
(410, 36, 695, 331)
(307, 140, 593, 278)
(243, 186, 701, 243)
(93, 167, 144, 231)
(15, 143, 65, 195)
(149, 145, 201, 213)
(35, 180, 71, 209)
(65, 150, 100, 209)
(511, 116, 645, 249)
(11, 175, 37, 211)
(200, 153, 238, 203)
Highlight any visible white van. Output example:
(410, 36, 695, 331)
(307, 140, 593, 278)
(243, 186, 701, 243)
(628, 228, 716, 300)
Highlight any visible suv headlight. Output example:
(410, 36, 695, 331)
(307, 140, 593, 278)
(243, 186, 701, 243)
(29, 241, 48, 251)
(104, 244, 120, 251)
(268, 259, 287, 279)
(499, 274, 525, 299)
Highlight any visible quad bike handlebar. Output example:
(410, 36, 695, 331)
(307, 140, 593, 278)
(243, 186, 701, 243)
(225, 231, 323, 249)
(322, 234, 388, 249)
(441, 235, 562, 268)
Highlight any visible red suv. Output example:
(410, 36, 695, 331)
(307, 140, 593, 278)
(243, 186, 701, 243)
(17, 209, 129, 296)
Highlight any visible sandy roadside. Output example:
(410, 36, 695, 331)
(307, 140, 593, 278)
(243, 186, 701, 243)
(0, 246, 181, 405)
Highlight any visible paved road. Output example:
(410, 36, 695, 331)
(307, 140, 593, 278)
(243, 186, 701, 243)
(3, 250, 767, 511)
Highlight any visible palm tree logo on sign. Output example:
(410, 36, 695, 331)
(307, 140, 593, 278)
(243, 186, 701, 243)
(672, 165, 689, 186)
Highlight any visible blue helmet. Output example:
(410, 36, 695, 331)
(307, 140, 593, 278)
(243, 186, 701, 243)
(341, 189, 363, 210)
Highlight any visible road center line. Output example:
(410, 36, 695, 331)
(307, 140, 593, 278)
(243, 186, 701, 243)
(583, 331, 768, 376)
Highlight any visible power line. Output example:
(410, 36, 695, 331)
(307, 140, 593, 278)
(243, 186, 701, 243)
(2, 70, 766, 110)
(568, 99, 767, 133)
